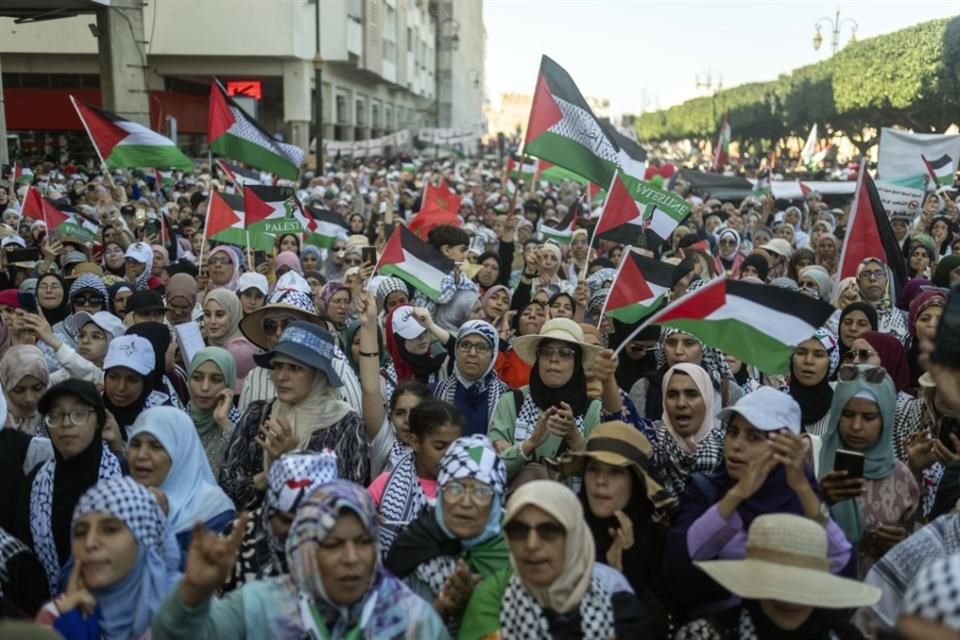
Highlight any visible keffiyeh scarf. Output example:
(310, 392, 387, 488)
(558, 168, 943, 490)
(500, 573, 614, 640)
(377, 453, 428, 553)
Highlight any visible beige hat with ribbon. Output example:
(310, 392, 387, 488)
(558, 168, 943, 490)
(511, 317, 601, 369)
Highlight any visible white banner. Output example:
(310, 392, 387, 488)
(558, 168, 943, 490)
(323, 129, 412, 158)
(875, 180, 925, 218)
(877, 127, 960, 182)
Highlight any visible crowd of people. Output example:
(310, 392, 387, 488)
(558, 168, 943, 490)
(0, 153, 959, 640)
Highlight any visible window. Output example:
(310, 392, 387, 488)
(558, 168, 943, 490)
(336, 95, 347, 124)
(385, 107, 393, 129)
(372, 104, 380, 128)
(346, 0, 363, 20)
(356, 100, 365, 126)
(407, 27, 413, 52)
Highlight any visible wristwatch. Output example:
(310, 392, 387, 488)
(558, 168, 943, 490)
(812, 501, 830, 527)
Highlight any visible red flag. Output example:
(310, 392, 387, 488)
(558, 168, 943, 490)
(409, 183, 462, 238)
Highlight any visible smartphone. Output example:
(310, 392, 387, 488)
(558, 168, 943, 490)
(361, 246, 377, 266)
(6, 247, 41, 264)
(932, 285, 960, 368)
(17, 291, 38, 314)
(834, 449, 865, 479)
(253, 250, 267, 265)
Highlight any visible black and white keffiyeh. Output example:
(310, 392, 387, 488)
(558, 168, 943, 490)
(499, 573, 614, 639)
(435, 320, 509, 426)
(0, 527, 29, 598)
(415, 555, 459, 596)
(72, 476, 166, 553)
(654, 421, 725, 498)
(31, 446, 122, 593)
(515, 391, 587, 444)
(901, 554, 960, 632)
(377, 452, 428, 554)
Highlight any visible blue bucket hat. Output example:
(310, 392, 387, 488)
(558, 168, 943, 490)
(253, 321, 343, 387)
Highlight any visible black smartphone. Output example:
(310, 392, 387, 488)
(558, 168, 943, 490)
(6, 247, 41, 264)
(361, 246, 377, 266)
(253, 250, 267, 265)
(17, 291, 38, 314)
(932, 285, 960, 368)
(834, 449, 865, 479)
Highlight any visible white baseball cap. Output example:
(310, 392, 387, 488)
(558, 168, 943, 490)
(237, 272, 269, 295)
(718, 386, 801, 434)
(390, 305, 426, 340)
(103, 334, 155, 376)
(125, 242, 153, 265)
(1, 235, 26, 249)
(66, 311, 125, 340)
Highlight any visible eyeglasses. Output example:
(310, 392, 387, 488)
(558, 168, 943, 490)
(44, 408, 94, 428)
(441, 481, 495, 505)
(859, 269, 886, 280)
(843, 349, 876, 362)
(456, 341, 492, 355)
(718, 237, 737, 246)
(206, 257, 231, 266)
(332, 247, 346, 254)
(72, 295, 105, 307)
(504, 520, 566, 543)
(537, 345, 576, 361)
(836, 364, 887, 384)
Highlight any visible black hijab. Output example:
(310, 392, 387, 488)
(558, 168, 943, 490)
(36, 273, 70, 325)
(50, 429, 107, 563)
(787, 339, 835, 428)
(398, 339, 446, 384)
(836, 302, 878, 362)
(743, 600, 863, 640)
(125, 322, 170, 392)
(529, 340, 589, 417)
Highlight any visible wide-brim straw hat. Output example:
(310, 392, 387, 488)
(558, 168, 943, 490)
(240, 301, 319, 350)
(695, 513, 881, 609)
(558, 421, 674, 509)
(511, 317, 601, 369)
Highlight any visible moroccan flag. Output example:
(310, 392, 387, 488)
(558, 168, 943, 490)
(620, 278, 835, 374)
(540, 203, 578, 245)
(69, 97, 192, 170)
(205, 190, 246, 246)
(22, 187, 96, 242)
(409, 183, 462, 238)
(596, 172, 691, 243)
(208, 80, 305, 180)
(837, 165, 907, 297)
(711, 114, 731, 172)
(376, 225, 455, 300)
(524, 56, 631, 188)
(599, 249, 675, 324)
(921, 153, 954, 189)
(301, 205, 349, 249)
(216, 159, 265, 188)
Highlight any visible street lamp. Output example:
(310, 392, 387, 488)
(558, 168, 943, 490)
(813, 10, 858, 55)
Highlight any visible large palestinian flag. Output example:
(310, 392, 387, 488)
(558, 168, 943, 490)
(596, 172, 690, 243)
(599, 249, 675, 324)
(204, 190, 246, 247)
(524, 56, 641, 188)
(70, 97, 192, 170)
(300, 205, 349, 249)
(837, 165, 907, 296)
(621, 278, 835, 374)
(376, 225, 454, 300)
(208, 80, 305, 180)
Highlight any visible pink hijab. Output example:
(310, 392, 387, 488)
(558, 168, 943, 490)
(661, 362, 716, 453)
(274, 251, 303, 276)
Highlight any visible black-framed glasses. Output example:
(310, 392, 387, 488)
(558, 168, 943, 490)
(441, 481, 495, 505)
(72, 295, 105, 307)
(836, 364, 887, 384)
(859, 269, 886, 280)
(843, 349, 876, 362)
(44, 408, 94, 428)
(504, 520, 566, 543)
(537, 345, 576, 361)
(456, 341, 492, 355)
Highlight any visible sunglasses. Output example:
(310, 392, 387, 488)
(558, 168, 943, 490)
(836, 364, 887, 384)
(843, 349, 876, 362)
(72, 295, 105, 307)
(344, 258, 362, 266)
(503, 520, 566, 543)
(537, 346, 576, 361)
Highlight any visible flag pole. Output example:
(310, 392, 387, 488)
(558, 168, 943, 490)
(507, 153, 527, 217)
(68, 95, 116, 189)
(198, 187, 214, 275)
(595, 244, 634, 329)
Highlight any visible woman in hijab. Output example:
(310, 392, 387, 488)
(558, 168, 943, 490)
(220, 322, 368, 511)
(856, 257, 909, 342)
(787, 248, 817, 282)
(300, 244, 322, 274)
(275, 234, 301, 256)
(846, 331, 912, 396)
(837, 301, 879, 365)
(101, 240, 127, 279)
(165, 273, 198, 325)
(653, 363, 725, 498)
(907, 234, 937, 278)
(434, 320, 510, 437)
(127, 321, 189, 408)
(798, 265, 834, 302)
(494, 300, 546, 390)
(151, 481, 447, 639)
(17, 380, 123, 596)
(663, 387, 853, 616)
(0, 344, 49, 435)
(205, 246, 240, 292)
(102, 334, 171, 436)
(816, 232, 841, 275)
(224, 450, 338, 592)
(36, 273, 70, 327)
(321, 239, 348, 284)
(317, 282, 353, 333)
(127, 407, 236, 568)
(384, 305, 447, 387)
(714, 228, 744, 277)
(35, 476, 180, 639)
(187, 347, 240, 476)
(818, 365, 920, 577)
(488, 318, 603, 483)
(385, 435, 510, 633)
(476, 285, 509, 325)
(787, 329, 840, 437)
(906, 288, 946, 389)
(203, 288, 257, 387)
(272, 251, 302, 280)
(108, 281, 133, 318)
(459, 480, 652, 639)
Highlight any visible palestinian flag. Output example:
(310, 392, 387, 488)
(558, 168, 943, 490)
(69, 97, 193, 170)
(711, 114, 731, 172)
(153, 169, 174, 189)
(753, 169, 771, 197)
(14, 162, 33, 185)
(216, 159, 265, 188)
(538, 162, 591, 186)
(596, 172, 691, 243)
(208, 80, 305, 180)
(540, 203, 577, 245)
(22, 187, 96, 242)
(506, 154, 538, 181)
(621, 278, 835, 374)
(376, 225, 454, 300)
(599, 249, 674, 324)
(409, 183, 462, 238)
(205, 190, 246, 247)
(921, 153, 954, 189)
(837, 165, 907, 296)
(244, 185, 302, 251)
(301, 205, 349, 249)
(608, 128, 647, 181)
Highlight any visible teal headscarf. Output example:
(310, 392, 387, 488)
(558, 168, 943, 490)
(188, 346, 237, 435)
(341, 320, 387, 371)
(818, 364, 897, 543)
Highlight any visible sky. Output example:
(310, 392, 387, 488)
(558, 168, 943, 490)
(482, 0, 960, 119)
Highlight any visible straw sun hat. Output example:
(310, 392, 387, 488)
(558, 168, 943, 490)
(511, 317, 601, 369)
(695, 513, 881, 609)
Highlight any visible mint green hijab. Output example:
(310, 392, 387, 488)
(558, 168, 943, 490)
(188, 346, 237, 435)
(818, 364, 897, 543)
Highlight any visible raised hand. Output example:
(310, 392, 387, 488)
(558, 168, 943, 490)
(180, 512, 250, 607)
